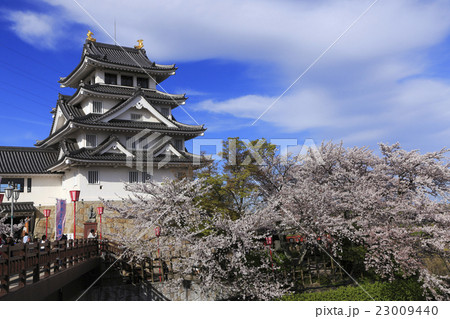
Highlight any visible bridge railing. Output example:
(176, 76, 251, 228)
(0, 239, 100, 296)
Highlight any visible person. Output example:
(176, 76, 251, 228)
(23, 232, 29, 244)
(87, 229, 97, 239)
(40, 235, 47, 251)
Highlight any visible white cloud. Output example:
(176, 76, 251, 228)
(5, 11, 61, 49)
(38, 0, 450, 66)
(195, 75, 450, 150)
(9, 0, 450, 151)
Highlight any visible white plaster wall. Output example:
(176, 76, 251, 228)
(52, 108, 67, 134)
(61, 166, 178, 201)
(81, 97, 120, 115)
(83, 70, 96, 85)
(73, 129, 116, 149)
(148, 77, 156, 89)
(1, 175, 64, 206)
(95, 69, 105, 84)
(116, 107, 159, 122)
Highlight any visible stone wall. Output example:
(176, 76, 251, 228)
(33, 200, 125, 239)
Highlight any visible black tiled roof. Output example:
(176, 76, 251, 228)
(60, 138, 79, 154)
(84, 41, 176, 70)
(59, 100, 86, 119)
(0, 147, 59, 174)
(72, 119, 204, 132)
(0, 202, 36, 214)
(80, 84, 186, 103)
(67, 149, 204, 163)
(47, 135, 208, 169)
(60, 41, 178, 87)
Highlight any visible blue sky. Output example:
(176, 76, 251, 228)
(0, 0, 449, 155)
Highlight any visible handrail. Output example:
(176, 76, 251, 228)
(0, 239, 99, 296)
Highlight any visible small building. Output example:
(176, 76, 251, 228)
(0, 34, 208, 238)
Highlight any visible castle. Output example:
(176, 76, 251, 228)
(0, 33, 207, 238)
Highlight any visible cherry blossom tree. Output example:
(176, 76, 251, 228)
(104, 141, 449, 300)
(103, 177, 287, 300)
(0, 213, 24, 238)
(263, 142, 449, 300)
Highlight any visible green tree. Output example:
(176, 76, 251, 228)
(196, 137, 277, 220)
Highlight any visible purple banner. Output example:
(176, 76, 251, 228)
(55, 199, 66, 240)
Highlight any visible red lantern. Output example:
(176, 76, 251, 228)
(155, 226, 161, 237)
(97, 207, 104, 215)
(43, 209, 51, 218)
(265, 236, 273, 246)
(0, 193, 4, 205)
(69, 190, 80, 202)
(69, 190, 80, 239)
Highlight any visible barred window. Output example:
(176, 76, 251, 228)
(142, 172, 152, 183)
(86, 134, 97, 148)
(131, 113, 142, 121)
(92, 101, 103, 114)
(174, 139, 183, 150)
(129, 171, 139, 183)
(160, 107, 170, 117)
(88, 171, 99, 184)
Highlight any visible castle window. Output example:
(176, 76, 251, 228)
(92, 101, 103, 114)
(131, 113, 142, 121)
(129, 171, 139, 183)
(27, 178, 32, 193)
(174, 139, 183, 151)
(105, 73, 117, 85)
(0, 178, 25, 193)
(160, 107, 170, 117)
(137, 77, 148, 88)
(88, 171, 99, 184)
(86, 134, 97, 148)
(121, 75, 133, 86)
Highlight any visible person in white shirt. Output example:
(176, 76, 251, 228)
(23, 233, 29, 244)
(87, 229, 97, 239)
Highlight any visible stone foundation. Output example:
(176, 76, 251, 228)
(33, 201, 125, 239)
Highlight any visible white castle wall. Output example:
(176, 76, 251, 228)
(1, 174, 63, 206)
(61, 166, 178, 202)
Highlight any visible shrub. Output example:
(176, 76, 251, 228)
(281, 278, 425, 301)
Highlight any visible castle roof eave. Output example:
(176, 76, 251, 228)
(36, 119, 205, 150)
(47, 155, 210, 172)
(67, 84, 187, 106)
(59, 51, 178, 88)
(73, 121, 206, 135)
